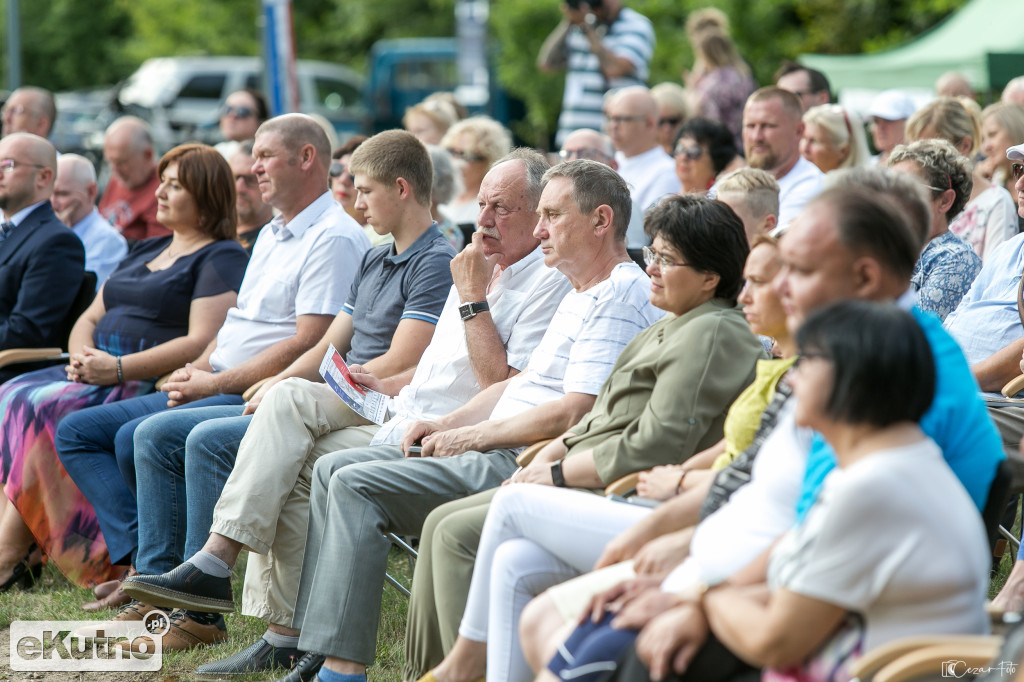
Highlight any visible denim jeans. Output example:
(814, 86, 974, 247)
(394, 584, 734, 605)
(56, 392, 244, 566)
(132, 407, 251, 576)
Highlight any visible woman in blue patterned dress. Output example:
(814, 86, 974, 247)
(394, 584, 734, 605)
(888, 138, 982, 320)
(0, 143, 248, 589)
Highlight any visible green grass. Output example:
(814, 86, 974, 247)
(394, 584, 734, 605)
(1, 549, 413, 681)
(2, 505, 1020, 681)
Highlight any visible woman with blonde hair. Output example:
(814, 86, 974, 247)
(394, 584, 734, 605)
(404, 98, 460, 146)
(978, 102, 1024, 198)
(906, 96, 1017, 260)
(439, 116, 512, 230)
(800, 104, 870, 173)
(685, 28, 756, 151)
(652, 83, 690, 155)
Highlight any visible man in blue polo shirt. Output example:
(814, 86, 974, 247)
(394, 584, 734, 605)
(99, 129, 455, 652)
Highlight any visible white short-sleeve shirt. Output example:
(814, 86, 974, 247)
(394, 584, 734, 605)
(210, 192, 370, 371)
(489, 261, 664, 423)
(371, 249, 573, 445)
(767, 438, 989, 653)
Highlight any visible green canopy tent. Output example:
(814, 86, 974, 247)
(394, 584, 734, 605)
(799, 0, 1024, 93)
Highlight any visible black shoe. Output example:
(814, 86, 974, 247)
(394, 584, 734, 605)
(0, 543, 43, 593)
(271, 651, 325, 682)
(195, 637, 303, 680)
(123, 562, 234, 613)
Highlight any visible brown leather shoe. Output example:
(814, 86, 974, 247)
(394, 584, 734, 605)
(117, 610, 227, 653)
(83, 566, 137, 612)
(93, 578, 120, 600)
(72, 600, 166, 641)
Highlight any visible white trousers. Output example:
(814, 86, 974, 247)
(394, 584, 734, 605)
(457, 485, 651, 682)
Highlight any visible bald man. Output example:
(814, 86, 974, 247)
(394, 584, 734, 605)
(99, 116, 168, 241)
(604, 87, 680, 250)
(53, 154, 128, 288)
(0, 133, 85, 364)
(1, 86, 56, 138)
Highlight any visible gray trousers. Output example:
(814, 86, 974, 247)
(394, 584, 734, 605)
(988, 405, 1024, 457)
(292, 445, 519, 664)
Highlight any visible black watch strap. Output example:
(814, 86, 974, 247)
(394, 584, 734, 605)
(550, 459, 567, 487)
(459, 300, 490, 321)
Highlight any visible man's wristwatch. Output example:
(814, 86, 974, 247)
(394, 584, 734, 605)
(550, 460, 567, 487)
(459, 301, 490, 321)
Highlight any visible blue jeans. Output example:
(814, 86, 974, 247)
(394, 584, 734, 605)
(56, 392, 244, 566)
(133, 407, 252, 576)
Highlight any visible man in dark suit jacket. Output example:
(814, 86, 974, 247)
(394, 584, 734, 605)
(0, 132, 86, 358)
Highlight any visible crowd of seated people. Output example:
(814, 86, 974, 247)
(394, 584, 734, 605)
(2, 29, 1024, 682)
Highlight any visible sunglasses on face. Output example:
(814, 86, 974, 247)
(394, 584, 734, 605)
(1013, 163, 1024, 182)
(329, 161, 355, 184)
(658, 116, 682, 128)
(446, 147, 487, 163)
(673, 144, 704, 161)
(221, 105, 256, 119)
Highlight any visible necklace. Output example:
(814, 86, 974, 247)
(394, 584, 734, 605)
(166, 238, 210, 259)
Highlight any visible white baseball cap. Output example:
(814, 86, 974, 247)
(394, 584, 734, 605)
(1006, 143, 1024, 161)
(867, 90, 916, 121)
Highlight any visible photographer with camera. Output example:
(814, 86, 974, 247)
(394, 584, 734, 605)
(538, 0, 654, 146)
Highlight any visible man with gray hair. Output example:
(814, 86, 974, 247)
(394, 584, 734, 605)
(52, 154, 128, 287)
(99, 116, 166, 241)
(0, 132, 85, 362)
(248, 159, 660, 682)
(1, 86, 56, 138)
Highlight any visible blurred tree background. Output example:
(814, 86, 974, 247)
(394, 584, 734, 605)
(0, 0, 969, 144)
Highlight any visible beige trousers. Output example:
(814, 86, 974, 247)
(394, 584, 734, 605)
(209, 377, 380, 625)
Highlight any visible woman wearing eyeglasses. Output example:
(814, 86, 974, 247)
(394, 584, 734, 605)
(652, 83, 689, 155)
(672, 118, 741, 195)
(799, 104, 870, 174)
(214, 89, 269, 160)
(905, 97, 1017, 261)
(888, 139, 981, 321)
(405, 195, 765, 682)
(439, 116, 512, 233)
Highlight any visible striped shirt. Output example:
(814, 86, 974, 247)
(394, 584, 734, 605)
(489, 261, 664, 421)
(556, 7, 655, 146)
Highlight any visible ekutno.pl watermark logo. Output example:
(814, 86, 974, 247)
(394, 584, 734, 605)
(10, 611, 169, 672)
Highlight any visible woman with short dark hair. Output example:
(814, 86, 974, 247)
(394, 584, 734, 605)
(672, 118, 740, 195)
(409, 195, 766, 682)
(0, 143, 248, 590)
(608, 302, 988, 682)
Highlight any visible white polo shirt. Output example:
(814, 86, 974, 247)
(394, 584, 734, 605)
(775, 156, 825, 232)
(210, 192, 370, 372)
(371, 248, 573, 445)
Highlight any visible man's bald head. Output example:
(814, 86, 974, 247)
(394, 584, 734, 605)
(0, 132, 58, 214)
(2, 87, 56, 138)
(103, 116, 156, 189)
(53, 154, 99, 227)
(560, 128, 616, 167)
(605, 86, 660, 157)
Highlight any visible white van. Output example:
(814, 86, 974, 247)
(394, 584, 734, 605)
(117, 56, 366, 145)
